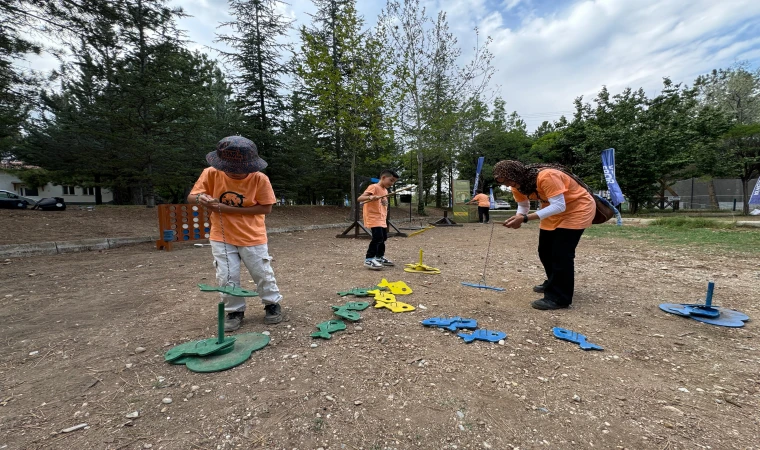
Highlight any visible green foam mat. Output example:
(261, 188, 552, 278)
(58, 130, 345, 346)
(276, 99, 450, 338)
(165, 337, 236, 363)
(179, 332, 270, 373)
(198, 284, 259, 297)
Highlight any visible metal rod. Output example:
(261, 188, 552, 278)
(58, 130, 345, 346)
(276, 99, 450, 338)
(705, 281, 714, 307)
(217, 302, 225, 344)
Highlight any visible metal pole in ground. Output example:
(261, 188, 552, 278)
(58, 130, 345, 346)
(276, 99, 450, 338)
(690, 178, 694, 209)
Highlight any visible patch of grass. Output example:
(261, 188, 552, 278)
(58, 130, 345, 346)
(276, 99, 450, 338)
(311, 417, 324, 432)
(584, 221, 760, 254)
(650, 217, 736, 229)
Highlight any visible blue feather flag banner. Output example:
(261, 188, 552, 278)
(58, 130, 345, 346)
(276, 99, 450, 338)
(473, 156, 484, 196)
(601, 148, 625, 206)
(750, 178, 760, 205)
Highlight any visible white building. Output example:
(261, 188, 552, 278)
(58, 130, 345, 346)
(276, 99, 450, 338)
(0, 165, 114, 204)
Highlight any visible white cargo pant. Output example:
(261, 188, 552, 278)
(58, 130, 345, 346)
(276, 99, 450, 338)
(210, 241, 282, 313)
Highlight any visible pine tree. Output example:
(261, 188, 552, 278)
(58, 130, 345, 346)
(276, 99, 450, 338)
(296, 0, 393, 212)
(217, 0, 292, 133)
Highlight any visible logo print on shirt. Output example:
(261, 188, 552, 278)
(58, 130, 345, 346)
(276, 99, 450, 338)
(220, 191, 245, 207)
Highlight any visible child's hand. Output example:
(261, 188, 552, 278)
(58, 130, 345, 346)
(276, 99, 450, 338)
(198, 194, 218, 207)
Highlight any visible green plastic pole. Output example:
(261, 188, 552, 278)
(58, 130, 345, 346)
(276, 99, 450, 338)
(217, 302, 225, 344)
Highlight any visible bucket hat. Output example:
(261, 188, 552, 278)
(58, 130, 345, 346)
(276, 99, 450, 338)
(206, 136, 267, 173)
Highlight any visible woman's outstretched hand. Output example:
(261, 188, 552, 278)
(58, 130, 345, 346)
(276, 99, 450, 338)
(503, 215, 523, 229)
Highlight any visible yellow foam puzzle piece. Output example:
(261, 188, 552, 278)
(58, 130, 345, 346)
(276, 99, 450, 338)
(374, 300, 415, 313)
(403, 265, 441, 274)
(377, 278, 413, 295)
(403, 249, 441, 274)
(368, 289, 396, 303)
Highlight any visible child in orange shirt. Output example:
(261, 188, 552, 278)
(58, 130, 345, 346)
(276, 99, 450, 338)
(188, 136, 283, 331)
(357, 170, 399, 270)
(468, 189, 491, 223)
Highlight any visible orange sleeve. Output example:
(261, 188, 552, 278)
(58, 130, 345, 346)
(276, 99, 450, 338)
(512, 189, 528, 203)
(254, 174, 276, 205)
(189, 168, 211, 195)
(537, 171, 568, 199)
(363, 185, 379, 196)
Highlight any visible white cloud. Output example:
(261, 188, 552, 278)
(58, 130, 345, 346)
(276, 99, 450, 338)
(20, 0, 760, 131)
(503, 0, 522, 12)
(476, 0, 760, 128)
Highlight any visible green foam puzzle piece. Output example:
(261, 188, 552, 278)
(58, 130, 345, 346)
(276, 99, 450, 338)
(198, 284, 259, 297)
(332, 302, 370, 311)
(331, 302, 370, 322)
(310, 320, 346, 339)
(333, 309, 361, 321)
(165, 336, 236, 363)
(337, 286, 384, 297)
(178, 332, 270, 373)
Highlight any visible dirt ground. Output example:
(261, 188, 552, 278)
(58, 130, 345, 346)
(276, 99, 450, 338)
(0, 205, 445, 245)
(1, 220, 758, 450)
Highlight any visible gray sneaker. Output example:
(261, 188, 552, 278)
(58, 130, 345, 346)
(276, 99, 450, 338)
(264, 303, 282, 324)
(364, 258, 383, 270)
(224, 311, 244, 332)
(378, 257, 395, 267)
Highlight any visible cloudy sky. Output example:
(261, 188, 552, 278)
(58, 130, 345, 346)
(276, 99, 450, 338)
(172, 0, 760, 130)
(26, 0, 760, 130)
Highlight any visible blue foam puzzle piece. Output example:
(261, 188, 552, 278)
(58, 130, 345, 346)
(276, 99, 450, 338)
(457, 329, 507, 343)
(421, 317, 478, 331)
(552, 327, 603, 351)
(659, 303, 749, 328)
(445, 319, 478, 332)
(683, 305, 720, 318)
(421, 317, 460, 327)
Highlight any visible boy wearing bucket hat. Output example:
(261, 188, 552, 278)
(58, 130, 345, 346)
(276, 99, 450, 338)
(188, 136, 283, 330)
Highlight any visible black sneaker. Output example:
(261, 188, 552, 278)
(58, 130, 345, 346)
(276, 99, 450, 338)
(364, 258, 383, 270)
(264, 303, 283, 324)
(378, 257, 395, 267)
(224, 311, 244, 331)
(533, 282, 548, 293)
(531, 298, 568, 310)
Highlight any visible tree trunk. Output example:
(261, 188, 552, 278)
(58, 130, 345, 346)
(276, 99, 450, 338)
(435, 165, 442, 208)
(416, 147, 424, 215)
(350, 151, 357, 220)
(255, 2, 267, 131)
(415, 112, 425, 215)
(741, 177, 750, 215)
(94, 173, 103, 205)
(659, 184, 665, 210)
(707, 179, 719, 209)
(449, 163, 454, 209)
(145, 163, 155, 208)
(131, 186, 144, 205)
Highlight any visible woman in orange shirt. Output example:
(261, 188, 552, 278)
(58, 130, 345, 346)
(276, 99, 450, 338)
(494, 160, 594, 310)
(468, 189, 492, 224)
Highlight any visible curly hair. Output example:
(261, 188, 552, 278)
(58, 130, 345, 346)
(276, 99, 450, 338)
(493, 160, 591, 200)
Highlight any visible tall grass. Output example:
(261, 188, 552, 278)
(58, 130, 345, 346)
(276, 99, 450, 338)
(650, 217, 736, 229)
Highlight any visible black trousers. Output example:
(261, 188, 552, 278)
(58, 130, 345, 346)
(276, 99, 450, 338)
(537, 228, 585, 306)
(477, 206, 490, 223)
(365, 227, 388, 259)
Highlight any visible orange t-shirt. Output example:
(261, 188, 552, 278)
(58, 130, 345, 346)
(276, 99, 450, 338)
(512, 169, 594, 231)
(472, 193, 490, 207)
(190, 168, 277, 246)
(362, 183, 388, 228)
